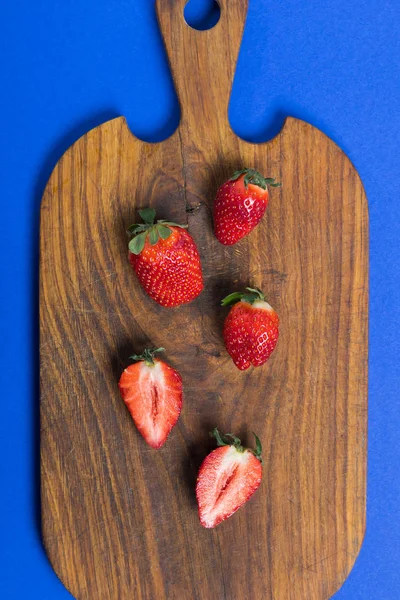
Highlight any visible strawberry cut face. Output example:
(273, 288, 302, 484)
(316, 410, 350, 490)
(118, 359, 183, 449)
(196, 445, 262, 528)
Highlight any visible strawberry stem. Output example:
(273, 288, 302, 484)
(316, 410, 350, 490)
(210, 428, 244, 452)
(221, 287, 266, 307)
(230, 168, 281, 190)
(129, 347, 165, 367)
(127, 209, 188, 255)
(210, 428, 263, 462)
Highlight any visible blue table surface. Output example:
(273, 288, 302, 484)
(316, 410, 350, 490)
(1, 0, 399, 598)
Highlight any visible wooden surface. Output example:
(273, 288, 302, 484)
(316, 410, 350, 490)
(40, 0, 368, 598)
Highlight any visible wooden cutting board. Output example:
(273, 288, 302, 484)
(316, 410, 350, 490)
(40, 1, 368, 598)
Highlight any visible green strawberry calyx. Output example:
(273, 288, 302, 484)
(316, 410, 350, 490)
(230, 168, 281, 190)
(210, 428, 263, 463)
(221, 287, 266, 307)
(129, 347, 165, 367)
(127, 208, 188, 255)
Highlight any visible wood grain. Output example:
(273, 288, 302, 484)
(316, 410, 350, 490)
(40, 0, 368, 598)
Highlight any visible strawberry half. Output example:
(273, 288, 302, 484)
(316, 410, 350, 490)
(196, 428, 263, 528)
(213, 168, 281, 245)
(128, 208, 204, 307)
(222, 287, 279, 370)
(118, 348, 183, 449)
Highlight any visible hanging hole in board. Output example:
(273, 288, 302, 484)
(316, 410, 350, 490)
(184, 0, 221, 31)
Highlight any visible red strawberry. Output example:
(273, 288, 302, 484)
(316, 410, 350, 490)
(196, 428, 263, 528)
(118, 348, 183, 449)
(222, 287, 279, 370)
(128, 208, 203, 307)
(213, 168, 281, 245)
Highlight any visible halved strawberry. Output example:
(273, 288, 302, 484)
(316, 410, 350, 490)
(118, 348, 183, 449)
(196, 429, 263, 528)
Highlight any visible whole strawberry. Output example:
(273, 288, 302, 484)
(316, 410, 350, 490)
(118, 348, 183, 449)
(213, 168, 281, 245)
(196, 428, 263, 528)
(128, 208, 203, 307)
(222, 287, 279, 370)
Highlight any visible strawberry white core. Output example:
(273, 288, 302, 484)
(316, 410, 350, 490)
(137, 362, 168, 447)
(252, 299, 273, 312)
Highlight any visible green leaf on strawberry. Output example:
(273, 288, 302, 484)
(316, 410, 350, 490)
(157, 224, 173, 240)
(149, 227, 159, 246)
(129, 231, 147, 255)
(221, 287, 265, 306)
(230, 168, 281, 190)
(139, 207, 156, 224)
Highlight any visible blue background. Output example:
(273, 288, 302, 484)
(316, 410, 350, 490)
(1, 0, 399, 597)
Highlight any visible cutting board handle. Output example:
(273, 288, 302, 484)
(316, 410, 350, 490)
(156, 0, 248, 131)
